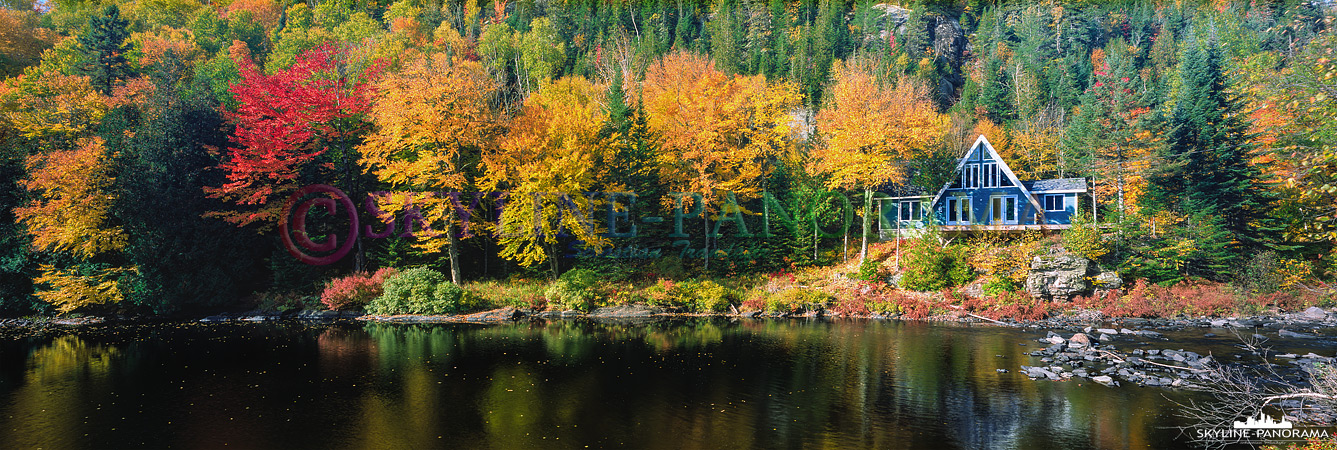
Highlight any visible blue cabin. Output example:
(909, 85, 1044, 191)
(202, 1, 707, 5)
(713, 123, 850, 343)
(879, 135, 1087, 236)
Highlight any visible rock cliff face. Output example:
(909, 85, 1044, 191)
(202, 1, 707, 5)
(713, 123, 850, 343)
(1025, 254, 1122, 301)
(870, 4, 968, 107)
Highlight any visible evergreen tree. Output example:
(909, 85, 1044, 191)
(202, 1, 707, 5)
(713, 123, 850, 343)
(1148, 33, 1273, 256)
(116, 53, 268, 313)
(978, 49, 1013, 123)
(77, 4, 133, 95)
(1064, 41, 1152, 219)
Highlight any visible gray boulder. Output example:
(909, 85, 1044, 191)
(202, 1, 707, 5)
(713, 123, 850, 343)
(1093, 271, 1123, 291)
(590, 304, 661, 318)
(1026, 254, 1092, 301)
(1302, 306, 1329, 321)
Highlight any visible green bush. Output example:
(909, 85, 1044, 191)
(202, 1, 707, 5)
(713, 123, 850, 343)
(683, 280, 735, 313)
(1061, 213, 1108, 261)
(545, 268, 602, 312)
(765, 288, 828, 313)
(365, 268, 466, 315)
(902, 230, 974, 291)
(982, 275, 1019, 297)
(855, 258, 883, 282)
(642, 279, 736, 312)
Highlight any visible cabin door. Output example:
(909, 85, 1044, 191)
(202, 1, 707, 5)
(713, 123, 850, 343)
(989, 195, 1018, 225)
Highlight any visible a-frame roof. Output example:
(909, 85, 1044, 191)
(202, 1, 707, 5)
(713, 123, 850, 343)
(928, 135, 1046, 214)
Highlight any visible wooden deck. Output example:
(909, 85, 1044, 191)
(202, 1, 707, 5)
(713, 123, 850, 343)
(879, 223, 1074, 239)
(936, 224, 1074, 232)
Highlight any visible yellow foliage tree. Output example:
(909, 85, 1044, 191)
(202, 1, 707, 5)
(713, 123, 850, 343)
(358, 51, 500, 283)
(1006, 124, 1060, 180)
(0, 68, 108, 155)
(481, 76, 612, 273)
(15, 137, 126, 259)
(14, 137, 132, 313)
(33, 265, 131, 314)
(642, 51, 799, 269)
(812, 59, 947, 262)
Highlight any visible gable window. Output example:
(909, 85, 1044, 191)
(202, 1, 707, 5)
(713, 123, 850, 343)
(1044, 194, 1065, 212)
(962, 164, 979, 189)
(982, 162, 997, 187)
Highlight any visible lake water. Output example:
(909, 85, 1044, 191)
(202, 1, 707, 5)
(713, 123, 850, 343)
(0, 319, 1295, 449)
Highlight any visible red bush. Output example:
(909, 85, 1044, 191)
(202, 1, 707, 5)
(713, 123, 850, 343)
(320, 267, 399, 310)
(949, 290, 1055, 322)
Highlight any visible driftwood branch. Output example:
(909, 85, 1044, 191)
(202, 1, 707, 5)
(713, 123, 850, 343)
(942, 304, 1014, 326)
(1090, 348, 1211, 373)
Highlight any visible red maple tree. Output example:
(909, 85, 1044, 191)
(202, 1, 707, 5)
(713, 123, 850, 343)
(206, 41, 382, 229)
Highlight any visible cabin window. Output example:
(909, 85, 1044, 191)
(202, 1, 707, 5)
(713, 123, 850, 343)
(989, 195, 1018, 225)
(962, 164, 979, 189)
(982, 162, 997, 187)
(947, 197, 969, 224)
(1044, 194, 1065, 212)
(899, 200, 922, 221)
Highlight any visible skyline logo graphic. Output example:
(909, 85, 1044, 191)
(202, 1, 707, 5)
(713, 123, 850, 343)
(1233, 411, 1294, 429)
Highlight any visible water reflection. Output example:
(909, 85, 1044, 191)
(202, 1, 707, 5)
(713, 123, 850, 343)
(0, 320, 1211, 449)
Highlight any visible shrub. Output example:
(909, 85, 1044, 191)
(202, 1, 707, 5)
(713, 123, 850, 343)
(366, 268, 466, 315)
(1061, 213, 1108, 261)
(643, 279, 683, 308)
(684, 280, 735, 313)
(981, 275, 1019, 297)
(320, 268, 399, 311)
(764, 288, 828, 313)
(544, 268, 602, 312)
(605, 283, 646, 306)
(642, 279, 736, 312)
(854, 258, 884, 282)
(902, 235, 974, 292)
(463, 278, 549, 309)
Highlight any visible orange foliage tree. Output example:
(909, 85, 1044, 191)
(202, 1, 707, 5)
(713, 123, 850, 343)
(812, 59, 946, 262)
(13, 137, 131, 312)
(642, 51, 799, 269)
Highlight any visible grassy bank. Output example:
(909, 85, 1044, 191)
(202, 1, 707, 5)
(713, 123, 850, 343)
(295, 237, 1334, 323)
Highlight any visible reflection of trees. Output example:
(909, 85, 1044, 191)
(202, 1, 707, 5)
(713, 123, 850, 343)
(1, 335, 120, 449)
(347, 319, 1195, 448)
(0, 321, 1197, 448)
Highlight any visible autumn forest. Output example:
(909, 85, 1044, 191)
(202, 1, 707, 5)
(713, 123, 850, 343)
(2, 0, 1336, 317)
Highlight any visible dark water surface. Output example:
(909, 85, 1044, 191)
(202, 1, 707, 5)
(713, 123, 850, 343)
(0, 319, 1290, 449)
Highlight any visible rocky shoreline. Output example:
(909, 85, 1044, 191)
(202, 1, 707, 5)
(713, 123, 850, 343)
(3, 303, 1334, 332)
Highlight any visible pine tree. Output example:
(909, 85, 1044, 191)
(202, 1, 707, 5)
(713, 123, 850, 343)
(78, 4, 132, 95)
(1064, 42, 1154, 219)
(978, 48, 1013, 123)
(1148, 33, 1273, 253)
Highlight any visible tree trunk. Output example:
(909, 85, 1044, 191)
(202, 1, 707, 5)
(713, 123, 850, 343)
(548, 241, 559, 280)
(1115, 145, 1126, 219)
(702, 206, 710, 272)
(859, 188, 871, 263)
(448, 209, 461, 283)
